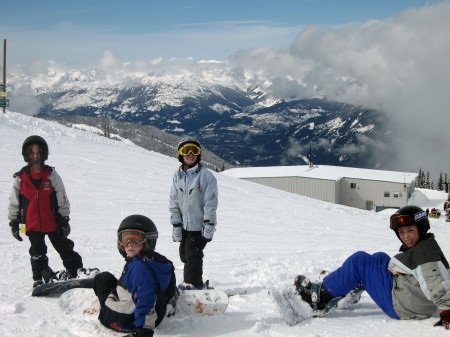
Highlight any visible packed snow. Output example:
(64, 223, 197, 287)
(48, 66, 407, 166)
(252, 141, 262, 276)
(0, 111, 449, 337)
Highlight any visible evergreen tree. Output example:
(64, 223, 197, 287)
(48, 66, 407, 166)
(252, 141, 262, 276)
(416, 168, 423, 188)
(426, 171, 431, 189)
(420, 170, 426, 188)
(438, 171, 444, 191)
(446, 191, 450, 222)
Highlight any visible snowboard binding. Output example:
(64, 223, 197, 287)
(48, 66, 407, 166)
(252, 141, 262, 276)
(294, 275, 342, 314)
(177, 279, 214, 291)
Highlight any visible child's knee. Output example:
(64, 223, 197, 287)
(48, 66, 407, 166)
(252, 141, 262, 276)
(350, 251, 371, 262)
(94, 272, 117, 294)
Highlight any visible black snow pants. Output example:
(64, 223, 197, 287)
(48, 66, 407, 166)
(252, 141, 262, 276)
(28, 230, 83, 281)
(179, 230, 207, 287)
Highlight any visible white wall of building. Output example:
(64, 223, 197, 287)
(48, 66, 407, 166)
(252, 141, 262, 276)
(223, 165, 417, 211)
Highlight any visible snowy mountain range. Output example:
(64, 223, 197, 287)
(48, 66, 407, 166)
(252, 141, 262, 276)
(9, 67, 392, 168)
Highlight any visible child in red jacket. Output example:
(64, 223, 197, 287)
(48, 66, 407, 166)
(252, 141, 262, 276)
(8, 135, 83, 288)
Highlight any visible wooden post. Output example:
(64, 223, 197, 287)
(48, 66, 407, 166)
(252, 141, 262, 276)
(2, 39, 6, 113)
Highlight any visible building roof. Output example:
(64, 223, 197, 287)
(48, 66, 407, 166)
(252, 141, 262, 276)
(222, 165, 418, 184)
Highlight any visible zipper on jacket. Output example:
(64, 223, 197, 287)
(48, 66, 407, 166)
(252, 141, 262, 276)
(36, 189, 43, 231)
(183, 174, 190, 231)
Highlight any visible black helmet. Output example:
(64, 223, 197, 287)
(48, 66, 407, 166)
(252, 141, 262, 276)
(22, 135, 49, 163)
(117, 215, 158, 258)
(177, 136, 202, 164)
(390, 205, 430, 240)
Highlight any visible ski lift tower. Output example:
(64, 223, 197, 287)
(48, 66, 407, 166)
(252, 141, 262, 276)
(1, 39, 10, 113)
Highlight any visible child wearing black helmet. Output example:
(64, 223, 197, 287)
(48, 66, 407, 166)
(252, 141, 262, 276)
(293, 205, 450, 329)
(92, 215, 177, 337)
(169, 136, 218, 290)
(8, 135, 84, 288)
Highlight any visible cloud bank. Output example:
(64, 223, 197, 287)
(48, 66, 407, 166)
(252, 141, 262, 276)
(228, 2, 450, 178)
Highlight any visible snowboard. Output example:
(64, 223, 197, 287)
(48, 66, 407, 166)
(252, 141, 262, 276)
(59, 288, 229, 317)
(59, 288, 101, 316)
(269, 286, 315, 326)
(177, 289, 228, 315)
(32, 277, 95, 297)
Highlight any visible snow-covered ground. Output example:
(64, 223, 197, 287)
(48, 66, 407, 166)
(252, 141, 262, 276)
(0, 111, 449, 337)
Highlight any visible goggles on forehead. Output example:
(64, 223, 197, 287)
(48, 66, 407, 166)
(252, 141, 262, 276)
(389, 211, 427, 230)
(118, 230, 148, 247)
(177, 144, 201, 156)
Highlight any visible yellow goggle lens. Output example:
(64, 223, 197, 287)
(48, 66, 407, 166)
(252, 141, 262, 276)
(177, 144, 201, 156)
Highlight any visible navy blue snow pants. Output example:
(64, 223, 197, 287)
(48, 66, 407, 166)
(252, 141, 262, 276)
(323, 251, 400, 319)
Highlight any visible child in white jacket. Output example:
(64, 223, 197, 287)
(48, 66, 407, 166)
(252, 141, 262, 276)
(169, 136, 218, 290)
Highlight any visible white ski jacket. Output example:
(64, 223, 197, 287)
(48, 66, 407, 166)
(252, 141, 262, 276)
(169, 164, 218, 231)
(389, 234, 450, 319)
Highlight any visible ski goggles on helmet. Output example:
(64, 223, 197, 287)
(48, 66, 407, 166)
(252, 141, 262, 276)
(177, 144, 201, 156)
(389, 211, 427, 230)
(118, 230, 148, 247)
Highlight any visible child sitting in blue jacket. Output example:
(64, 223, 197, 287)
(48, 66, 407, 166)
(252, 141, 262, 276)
(93, 215, 178, 337)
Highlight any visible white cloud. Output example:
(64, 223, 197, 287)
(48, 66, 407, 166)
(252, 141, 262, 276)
(228, 2, 450, 177)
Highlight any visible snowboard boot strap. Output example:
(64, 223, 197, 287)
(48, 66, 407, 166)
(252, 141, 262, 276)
(310, 282, 337, 311)
(33, 280, 43, 289)
(317, 296, 343, 315)
(294, 275, 313, 304)
(310, 282, 322, 311)
(311, 283, 342, 314)
(204, 280, 214, 289)
(76, 267, 100, 278)
(54, 270, 69, 281)
(294, 274, 342, 313)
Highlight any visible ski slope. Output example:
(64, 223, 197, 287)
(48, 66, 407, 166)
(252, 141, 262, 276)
(0, 111, 449, 337)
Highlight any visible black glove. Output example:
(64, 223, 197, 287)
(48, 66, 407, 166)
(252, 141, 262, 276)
(9, 220, 23, 242)
(123, 328, 154, 337)
(57, 216, 71, 238)
(434, 310, 450, 329)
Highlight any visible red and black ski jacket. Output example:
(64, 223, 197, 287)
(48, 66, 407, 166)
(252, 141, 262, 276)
(8, 165, 70, 233)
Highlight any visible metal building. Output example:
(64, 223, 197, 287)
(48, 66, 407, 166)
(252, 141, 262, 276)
(222, 165, 418, 211)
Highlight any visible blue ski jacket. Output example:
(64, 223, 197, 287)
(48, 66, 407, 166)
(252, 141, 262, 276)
(104, 253, 174, 330)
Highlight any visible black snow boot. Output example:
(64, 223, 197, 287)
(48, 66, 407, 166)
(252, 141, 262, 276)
(67, 268, 79, 279)
(294, 275, 337, 311)
(33, 279, 43, 288)
(41, 267, 55, 284)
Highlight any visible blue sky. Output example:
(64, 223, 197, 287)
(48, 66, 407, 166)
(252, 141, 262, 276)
(0, 0, 445, 66)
